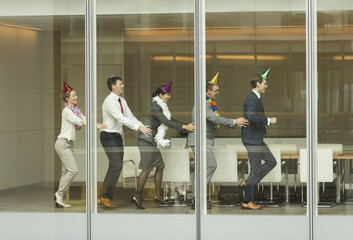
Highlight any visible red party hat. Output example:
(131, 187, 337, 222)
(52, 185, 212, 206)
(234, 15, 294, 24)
(63, 82, 73, 94)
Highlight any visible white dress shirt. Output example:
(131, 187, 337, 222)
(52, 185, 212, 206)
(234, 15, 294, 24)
(102, 92, 143, 134)
(252, 90, 270, 125)
(57, 108, 86, 141)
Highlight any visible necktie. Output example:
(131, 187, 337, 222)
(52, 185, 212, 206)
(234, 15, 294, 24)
(118, 98, 125, 131)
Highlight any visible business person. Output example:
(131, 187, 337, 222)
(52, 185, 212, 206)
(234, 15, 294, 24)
(99, 74, 152, 208)
(131, 82, 195, 209)
(55, 82, 106, 208)
(187, 73, 248, 184)
(241, 68, 277, 210)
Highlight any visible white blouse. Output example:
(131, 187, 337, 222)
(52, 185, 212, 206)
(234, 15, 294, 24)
(57, 107, 86, 141)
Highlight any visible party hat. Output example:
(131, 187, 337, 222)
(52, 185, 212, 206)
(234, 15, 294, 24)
(208, 72, 219, 86)
(63, 82, 73, 94)
(161, 81, 172, 93)
(259, 68, 270, 80)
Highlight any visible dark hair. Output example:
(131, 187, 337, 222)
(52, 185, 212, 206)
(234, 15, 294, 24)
(61, 91, 73, 102)
(250, 74, 264, 88)
(107, 76, 122, 91)
(152, 86, 167, 98)
(206, 82, 215, 92)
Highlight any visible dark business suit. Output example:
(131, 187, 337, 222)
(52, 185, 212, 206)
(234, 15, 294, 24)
(241, 91, 277, 203)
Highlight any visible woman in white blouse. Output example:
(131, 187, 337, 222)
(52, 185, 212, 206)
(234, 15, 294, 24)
(54, 82, 105, 208)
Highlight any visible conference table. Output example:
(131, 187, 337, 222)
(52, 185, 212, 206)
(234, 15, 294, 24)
(189, 150, 353, 204)
(238, 152, 353, 203)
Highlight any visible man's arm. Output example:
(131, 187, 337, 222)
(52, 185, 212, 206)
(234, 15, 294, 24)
(206, 104, 234, 128)
(104, 99, 141, 131)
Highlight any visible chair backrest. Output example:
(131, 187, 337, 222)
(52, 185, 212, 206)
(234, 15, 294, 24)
(211, 149, 238, 183)
(260, 148, 282, 183)
(299, 149, 334, 182)
(160, 148, 190, 182)
(268, 144, 298, 154)
(122, 146, 141, 178)
(225, 144, 247, 154)
(318, 144, 343, 154)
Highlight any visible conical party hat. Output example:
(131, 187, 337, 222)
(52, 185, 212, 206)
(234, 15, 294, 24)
(259, 68, 270, 80)
(161, 81, 172, 93)
(208, 72, 219, 86)
(63, 82, 73, 94)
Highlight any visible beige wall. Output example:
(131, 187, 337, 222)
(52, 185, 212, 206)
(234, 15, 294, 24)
(0, 25, 55, 190)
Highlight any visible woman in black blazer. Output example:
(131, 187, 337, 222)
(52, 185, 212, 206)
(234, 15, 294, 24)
(131, 82, 194, 209)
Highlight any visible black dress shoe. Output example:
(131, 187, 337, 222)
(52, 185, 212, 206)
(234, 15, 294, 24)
(131, 196, 145, 210)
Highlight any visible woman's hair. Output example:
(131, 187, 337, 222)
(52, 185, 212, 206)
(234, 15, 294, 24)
(107, 76, 122, 91)
(250, 74, 264, 88)
(61, 91, 72, 102)
(152, 86, 167, 98)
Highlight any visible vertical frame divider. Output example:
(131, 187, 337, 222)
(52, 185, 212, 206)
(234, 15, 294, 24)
(194, 0, 206, 239)
(85, 0, 97, 240)
(306, 0, 318, 239)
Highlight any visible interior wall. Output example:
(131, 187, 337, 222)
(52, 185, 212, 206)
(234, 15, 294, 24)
(0, 25, 54, 190)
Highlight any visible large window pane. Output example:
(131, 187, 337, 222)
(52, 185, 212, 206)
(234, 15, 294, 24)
(0, 0, 86, 239)
(93, 1, 196, 239)
(202, 0, 308, 239)
(316, 0, 353, 239)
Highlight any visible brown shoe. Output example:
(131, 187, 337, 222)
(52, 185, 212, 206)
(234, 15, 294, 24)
(100, 197, 117, 208)
(240, 181, 247, 190)
(241, 201, 263, 210)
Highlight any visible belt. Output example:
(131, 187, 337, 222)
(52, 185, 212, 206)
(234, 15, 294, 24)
(103, 131, 122, 137)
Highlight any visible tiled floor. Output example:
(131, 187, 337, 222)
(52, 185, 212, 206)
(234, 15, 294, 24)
(1, 185, 353, 215)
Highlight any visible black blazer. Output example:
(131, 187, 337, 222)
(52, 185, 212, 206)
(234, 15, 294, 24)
(241, 91, 268, 145)
(138, 102, 183, 146)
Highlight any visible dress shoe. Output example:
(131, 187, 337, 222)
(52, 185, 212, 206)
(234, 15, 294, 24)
(131, 196, 145, 209)
(241, 201, 263, 210)
(240, 180, 247, 190)
(100, 196, 117, 208)
(154, 196, 167, 205)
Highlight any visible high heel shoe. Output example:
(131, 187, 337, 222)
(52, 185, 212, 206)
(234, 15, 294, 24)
(54, 192, 71, 208)
(154, 196, 167, 205)
(239, 180, 247, 190)
(131, 196, 145, 210)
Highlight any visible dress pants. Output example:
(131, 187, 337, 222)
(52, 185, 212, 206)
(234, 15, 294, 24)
(55, 138, 79, 198)
(243, 141, 277, 202)
(190, 147, 217, 184)
(100, 131, 124, 200)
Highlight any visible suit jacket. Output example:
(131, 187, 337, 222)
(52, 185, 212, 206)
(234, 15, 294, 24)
(138, 102, 183, 146)
(187, 99, 234, 149)
(241, 91, 268, 145)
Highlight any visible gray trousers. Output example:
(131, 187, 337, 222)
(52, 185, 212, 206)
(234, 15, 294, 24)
(191, 147, 217, 184)
(54, 138, 78, 198)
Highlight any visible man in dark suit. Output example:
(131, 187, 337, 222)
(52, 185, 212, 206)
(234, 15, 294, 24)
(241, 68, 277, 210)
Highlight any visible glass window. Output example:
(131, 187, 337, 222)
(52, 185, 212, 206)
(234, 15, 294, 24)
(0, 0, 86, 239)
(202, 0, 308, 239)
(92, 1, 196, 239)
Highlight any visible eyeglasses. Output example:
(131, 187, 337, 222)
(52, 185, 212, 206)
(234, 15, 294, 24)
(212, 89, 220, 93)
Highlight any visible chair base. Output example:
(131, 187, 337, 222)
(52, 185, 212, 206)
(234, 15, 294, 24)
(343, 197, 353, 204)
(301, 202, 338, 208)
(256, 200, 286, 208)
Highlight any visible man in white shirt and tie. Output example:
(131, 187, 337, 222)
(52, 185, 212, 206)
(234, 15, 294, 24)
(99, 75, 152, 208)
